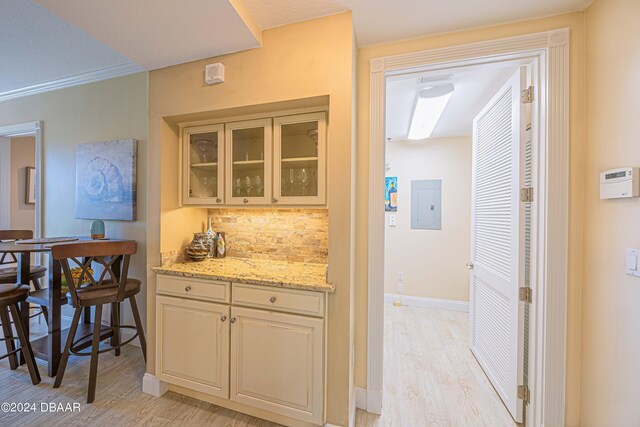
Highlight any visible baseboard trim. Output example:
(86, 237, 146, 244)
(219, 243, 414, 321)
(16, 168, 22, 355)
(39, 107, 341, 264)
(355, 387, 367, 410)
(366, 389, 382, 415)
(384, 293, 469, 312)
(142, 373, 168, 397)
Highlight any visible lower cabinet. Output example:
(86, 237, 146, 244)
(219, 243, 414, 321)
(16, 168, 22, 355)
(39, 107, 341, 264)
(156, 295, 230, 398)
(230, 306, 324, 424)
(155, 279, 326, 426)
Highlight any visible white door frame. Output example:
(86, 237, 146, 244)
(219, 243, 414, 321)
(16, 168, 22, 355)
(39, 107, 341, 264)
(0, 121, 43, 238)
(367, 29, 569, 427)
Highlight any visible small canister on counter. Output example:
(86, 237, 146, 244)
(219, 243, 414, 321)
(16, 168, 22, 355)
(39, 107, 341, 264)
(216, 232, 226, 258)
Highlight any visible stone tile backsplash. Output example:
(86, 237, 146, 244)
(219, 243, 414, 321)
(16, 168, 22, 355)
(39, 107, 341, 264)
(207, 208, 328, 264)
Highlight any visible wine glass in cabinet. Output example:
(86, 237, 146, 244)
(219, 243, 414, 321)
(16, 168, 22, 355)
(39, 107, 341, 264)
(225, 118, 272, 205)
(182, 123, 224, 205)
(273, 112, 326, 205)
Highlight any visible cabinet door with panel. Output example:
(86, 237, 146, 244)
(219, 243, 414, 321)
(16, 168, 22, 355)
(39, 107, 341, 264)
(230, 306, 324, 424)
(156, 295, 230, 398)
(182, 124, 225, 205)
(273, 112, 326, 205)
(226, 118, 272, 205)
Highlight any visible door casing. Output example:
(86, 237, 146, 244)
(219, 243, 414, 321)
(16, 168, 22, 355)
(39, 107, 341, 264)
(366, 29, 570, 427)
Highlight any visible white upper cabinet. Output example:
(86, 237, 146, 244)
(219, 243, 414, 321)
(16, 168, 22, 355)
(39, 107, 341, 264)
(180, 110, 327, 207)
(182, 124, 225, 205)
(225, 118, 273, 205)
(273, 112, 326, 205)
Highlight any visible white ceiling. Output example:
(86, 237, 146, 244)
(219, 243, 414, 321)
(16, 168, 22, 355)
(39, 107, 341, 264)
(243, 0, 593, 46)
(0, 0, 141, 95)
(1, 0, 593, 100)
(385, 64, 520, 140)
(34, 0, 261, 70)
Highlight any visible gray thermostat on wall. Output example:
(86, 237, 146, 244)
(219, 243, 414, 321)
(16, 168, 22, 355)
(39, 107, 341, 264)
(600, 167, 639, 199)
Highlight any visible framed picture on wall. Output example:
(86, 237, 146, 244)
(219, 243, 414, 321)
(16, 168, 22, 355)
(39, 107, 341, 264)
(25, 167, 36, 204)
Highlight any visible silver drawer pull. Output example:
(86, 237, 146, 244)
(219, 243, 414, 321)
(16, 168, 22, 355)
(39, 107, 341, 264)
(230, 317, 236, 324)
(269, 296, 277, 304)
(185, 286, 192, 292)
(221, 315, 227, 322)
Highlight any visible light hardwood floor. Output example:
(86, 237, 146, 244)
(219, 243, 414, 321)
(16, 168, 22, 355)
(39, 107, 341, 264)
(356, 304, 517, 427)
(0, 305, 515, 426)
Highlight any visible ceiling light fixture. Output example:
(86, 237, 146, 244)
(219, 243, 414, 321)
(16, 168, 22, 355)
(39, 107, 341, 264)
(407, 83, 454, 140)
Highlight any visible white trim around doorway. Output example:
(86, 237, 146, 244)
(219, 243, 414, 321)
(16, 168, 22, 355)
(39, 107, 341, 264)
(367, 29, 569, 427)
(0, 121, 44, 238)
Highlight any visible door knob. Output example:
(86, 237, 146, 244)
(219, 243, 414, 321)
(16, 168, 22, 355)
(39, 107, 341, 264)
(230, 317, 236, 324)
(272, 198, 279, 203)
(185, 285, 192, 292)
(269, 296, 277, 304)
(221, 315, 227, 322)
(243, 198, 249, 204)
(216, 198, 222, 203)
(466, 262, 474, 270)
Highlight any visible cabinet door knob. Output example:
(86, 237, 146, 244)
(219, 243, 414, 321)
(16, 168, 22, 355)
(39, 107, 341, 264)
(466, 262, 474, 270)
(216, 198, 222, 203)
(269, 296, 277, 304)
(272, 198, 278, 204)
(230, 317, 236, 324)
(243, 198, 249, 204)
(221, 315, 227, 322)
(185, 286, 192, 292)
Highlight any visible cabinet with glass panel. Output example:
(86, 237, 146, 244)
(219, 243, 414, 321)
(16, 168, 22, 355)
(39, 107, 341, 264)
(273, 112, 326, 205)
(225, 118, 272, 205)
(182, 124, 225, 205)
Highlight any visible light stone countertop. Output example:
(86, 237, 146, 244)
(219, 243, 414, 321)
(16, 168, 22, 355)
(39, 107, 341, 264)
(152, 257, 335, 293)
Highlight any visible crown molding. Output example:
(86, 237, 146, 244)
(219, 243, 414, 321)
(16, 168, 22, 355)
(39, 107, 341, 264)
(0, 62, 145, 103)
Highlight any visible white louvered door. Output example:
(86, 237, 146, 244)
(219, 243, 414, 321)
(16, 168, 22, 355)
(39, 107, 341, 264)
(470, 67, 527, 422)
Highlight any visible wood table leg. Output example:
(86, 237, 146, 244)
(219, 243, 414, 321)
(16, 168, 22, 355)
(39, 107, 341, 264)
(17, 252, 30, 365)
(47, 257, 62, 377)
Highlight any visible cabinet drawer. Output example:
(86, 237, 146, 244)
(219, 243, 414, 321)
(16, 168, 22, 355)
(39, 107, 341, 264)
(157, 274, 230, 303)
(232, 283, 325, 317)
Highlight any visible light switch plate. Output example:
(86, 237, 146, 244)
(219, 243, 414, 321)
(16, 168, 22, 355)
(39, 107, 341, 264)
(626, 248, 640, 277)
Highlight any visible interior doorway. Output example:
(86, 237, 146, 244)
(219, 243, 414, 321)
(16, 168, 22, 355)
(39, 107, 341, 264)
(366, 30, 570, 427)
(381, 59, 531, 424)
(0, 121, 43, 238)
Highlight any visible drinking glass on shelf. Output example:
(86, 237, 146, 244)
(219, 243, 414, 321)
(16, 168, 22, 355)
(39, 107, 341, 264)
(254, 175, 263, 196)
(193, 139, 215, 163)
(201, 176, 210, 197)
(235, 178, 242, 196)
(245, 175, 253, 196)
(300, 168, 309, 196)
(288, 168, 296, 196)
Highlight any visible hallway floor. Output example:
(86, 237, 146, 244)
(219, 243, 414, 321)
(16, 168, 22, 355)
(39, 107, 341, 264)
(355, 304, 517, 427)
(0, 306, 516, 426)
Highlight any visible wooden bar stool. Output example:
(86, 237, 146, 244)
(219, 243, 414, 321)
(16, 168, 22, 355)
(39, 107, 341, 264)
(0, 283, 41, 384)
(52, 241, 146, 403)
(0, 230, 50, 323)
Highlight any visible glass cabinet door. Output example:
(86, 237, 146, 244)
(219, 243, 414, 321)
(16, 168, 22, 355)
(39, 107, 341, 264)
(273, 112, 326, 205)
(182, 124, 224, 205)
(225, 118, 272, 205)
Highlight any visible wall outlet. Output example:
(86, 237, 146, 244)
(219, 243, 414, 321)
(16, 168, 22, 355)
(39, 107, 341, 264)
(397, 271, 404, 281)
(389, 215, 397, 227)
(396, 282, 404, 293)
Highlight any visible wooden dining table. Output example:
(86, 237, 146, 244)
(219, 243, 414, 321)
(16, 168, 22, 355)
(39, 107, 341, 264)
(0, 237, 130, 377)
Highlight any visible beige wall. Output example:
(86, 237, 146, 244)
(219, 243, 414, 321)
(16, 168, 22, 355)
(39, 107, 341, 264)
(0, 73, 149, 329)
(384, 137, 471, 301)
(581, 0, 640, 424)
(355, 13, 586, 426)
(10, 136, 35, 231)
(147, 13, 355, 426)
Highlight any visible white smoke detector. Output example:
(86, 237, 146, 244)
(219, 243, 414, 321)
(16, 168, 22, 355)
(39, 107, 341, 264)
(205, 63, 225, 85)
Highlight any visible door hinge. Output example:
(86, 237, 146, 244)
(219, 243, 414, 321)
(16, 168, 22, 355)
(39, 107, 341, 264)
(518, 385, 530, 403)
(519, 287, 532, 303)
(520, 187, 534, 203)
(521, 86, 534, 103)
